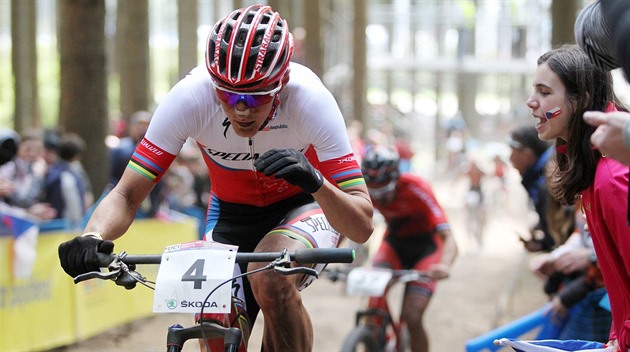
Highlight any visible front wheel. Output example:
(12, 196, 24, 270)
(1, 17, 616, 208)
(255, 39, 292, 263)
(341, 325, 381, 352)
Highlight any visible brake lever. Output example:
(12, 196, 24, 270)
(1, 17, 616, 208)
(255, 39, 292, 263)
(274, 265, 319, 278)
(74, 268, 122, 284)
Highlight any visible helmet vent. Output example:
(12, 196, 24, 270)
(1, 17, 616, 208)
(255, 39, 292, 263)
(236, 30, 247, 47)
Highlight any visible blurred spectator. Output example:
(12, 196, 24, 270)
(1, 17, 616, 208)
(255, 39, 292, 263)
(0, 129, 56, 221)
(0, 129, 46, 208)
(110, 111, 152, 184)
(0, 128, 20, 166)
(395, 135, 415, 173)
(163, 141, 207, 238)
(42, 130, 87, 229)
(508, 126, 574, 252)
(0, 128, 21, 201)
(530, 214, 611, 342)
(492, 154, 507, 190)
(59, 132, 94, 209)
(346, 120, 366, 164)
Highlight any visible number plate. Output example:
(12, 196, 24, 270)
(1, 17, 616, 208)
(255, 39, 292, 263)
(153, 240, 237, 313)
(346, 267, 392, 296)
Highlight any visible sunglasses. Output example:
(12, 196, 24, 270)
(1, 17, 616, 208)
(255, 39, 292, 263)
(367, 180, 397, 199)
(212, 81, 282, 108)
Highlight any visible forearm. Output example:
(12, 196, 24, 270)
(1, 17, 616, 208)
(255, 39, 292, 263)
(439, 229, 458, 267)
(312, 180, 374, 244)
(83, 171, 155, 241)
(83, 190, 140, 241)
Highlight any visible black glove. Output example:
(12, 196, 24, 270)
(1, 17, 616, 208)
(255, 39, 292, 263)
(254, 148, 324, 193)
(58, 236, 115, 278)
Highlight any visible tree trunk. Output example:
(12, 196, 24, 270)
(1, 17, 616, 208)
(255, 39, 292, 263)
(117, 0, 149, 118)
(178, 0, 198, 79)
(11, 0, 38, 132)
(58, 0, 109, 197)
(551, 0, 580, 46)
(352, 0, 366, 126)
(303, 0, 323, 78)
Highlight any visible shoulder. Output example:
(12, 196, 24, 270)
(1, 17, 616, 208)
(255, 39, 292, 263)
(282, 63, 333, 107)
(592, 157, 628, 198)
(400, 173, 430, 188)
(159, 65, 215, 108)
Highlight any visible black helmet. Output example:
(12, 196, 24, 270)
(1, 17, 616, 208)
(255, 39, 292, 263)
(361, 145, 400, 184)
(0, 128, 20, 166)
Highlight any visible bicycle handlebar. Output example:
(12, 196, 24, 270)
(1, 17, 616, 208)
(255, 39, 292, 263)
(97, 247, 355, 266)
(76, 247, 356, 285)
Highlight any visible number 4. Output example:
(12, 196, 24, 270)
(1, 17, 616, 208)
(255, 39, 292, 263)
(182, 259, 208, 289)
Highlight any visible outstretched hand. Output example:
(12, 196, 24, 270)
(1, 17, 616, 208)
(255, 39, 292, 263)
(254, 149, 324, 194)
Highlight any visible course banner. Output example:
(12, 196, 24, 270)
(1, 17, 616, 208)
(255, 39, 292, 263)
(0, 217, 197, 351)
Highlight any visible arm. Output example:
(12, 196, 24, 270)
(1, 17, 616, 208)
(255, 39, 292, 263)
(84, 169, 155, 241)
(428, 228, 458, 280)
(311, 182, 373, 244)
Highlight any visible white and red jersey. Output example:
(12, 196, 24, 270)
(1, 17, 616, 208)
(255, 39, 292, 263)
(128, 62, 364, 208)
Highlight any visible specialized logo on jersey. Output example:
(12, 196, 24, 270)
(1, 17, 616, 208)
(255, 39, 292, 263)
(203, 147, 258, 162)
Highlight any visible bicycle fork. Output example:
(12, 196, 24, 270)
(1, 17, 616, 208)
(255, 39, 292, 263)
(166, 322, 241, 352)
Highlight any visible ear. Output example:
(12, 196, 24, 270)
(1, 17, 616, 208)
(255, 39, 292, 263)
(583, 92, 591, 109)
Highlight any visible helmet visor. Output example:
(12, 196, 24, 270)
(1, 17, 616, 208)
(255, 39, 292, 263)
(213, 81, 282, 108)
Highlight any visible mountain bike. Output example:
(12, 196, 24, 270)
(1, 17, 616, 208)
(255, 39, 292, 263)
(73, 240, 355, 352)
(327, 266, 431, 352)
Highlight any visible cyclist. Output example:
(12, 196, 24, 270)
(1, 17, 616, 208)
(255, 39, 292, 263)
(361, 145, 458, 352)
(57, 5, 373, 351)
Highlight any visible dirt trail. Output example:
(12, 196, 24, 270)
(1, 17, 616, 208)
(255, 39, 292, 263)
(60, 171, 548, 351)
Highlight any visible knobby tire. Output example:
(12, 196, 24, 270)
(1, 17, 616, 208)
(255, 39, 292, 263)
(341, 325, 380, 352)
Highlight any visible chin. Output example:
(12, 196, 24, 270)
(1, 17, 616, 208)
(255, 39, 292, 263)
(232, 126, 259, 138)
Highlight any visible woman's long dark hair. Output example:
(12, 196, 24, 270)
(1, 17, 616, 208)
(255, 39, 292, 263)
(538, 44, 626, 205)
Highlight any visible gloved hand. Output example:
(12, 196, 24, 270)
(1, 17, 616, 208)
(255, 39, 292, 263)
(254, 148, 324, 193)
(58, 235, 114, 278)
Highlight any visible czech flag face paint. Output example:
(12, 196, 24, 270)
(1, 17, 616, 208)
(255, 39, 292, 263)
(545, 107, 562, 120)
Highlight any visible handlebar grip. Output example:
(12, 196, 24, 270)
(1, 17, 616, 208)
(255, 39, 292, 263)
(294, 248, 355, 264)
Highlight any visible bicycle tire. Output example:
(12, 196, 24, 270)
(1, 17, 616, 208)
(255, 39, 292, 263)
(340, 325, 380, 352)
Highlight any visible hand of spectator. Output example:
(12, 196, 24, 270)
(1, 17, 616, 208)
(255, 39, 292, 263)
(552, 248, 591, 274)
(0, 178, 15, 197)
(529, 253, 555, 279)
(547, 295, 569, 323)
(28, 203, 57, 220)
(607, 339, 619, 352)
(583, 110, 630, 165)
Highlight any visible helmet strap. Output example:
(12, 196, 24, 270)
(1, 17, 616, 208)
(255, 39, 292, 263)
(258, 96, 280, 131)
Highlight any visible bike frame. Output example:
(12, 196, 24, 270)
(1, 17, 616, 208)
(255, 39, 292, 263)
(333, 267, 429, 352)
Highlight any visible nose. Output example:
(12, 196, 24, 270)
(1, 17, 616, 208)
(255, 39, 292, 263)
(235, 100, 249, 111)
(526, 95, 538, 109)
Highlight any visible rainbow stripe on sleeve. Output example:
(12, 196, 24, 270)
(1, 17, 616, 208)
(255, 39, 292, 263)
(331, 168, 365, 189)
(128, 138, 177, 182)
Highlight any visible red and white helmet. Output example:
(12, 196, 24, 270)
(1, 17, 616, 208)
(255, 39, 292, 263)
(206, 5, 294, 90)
